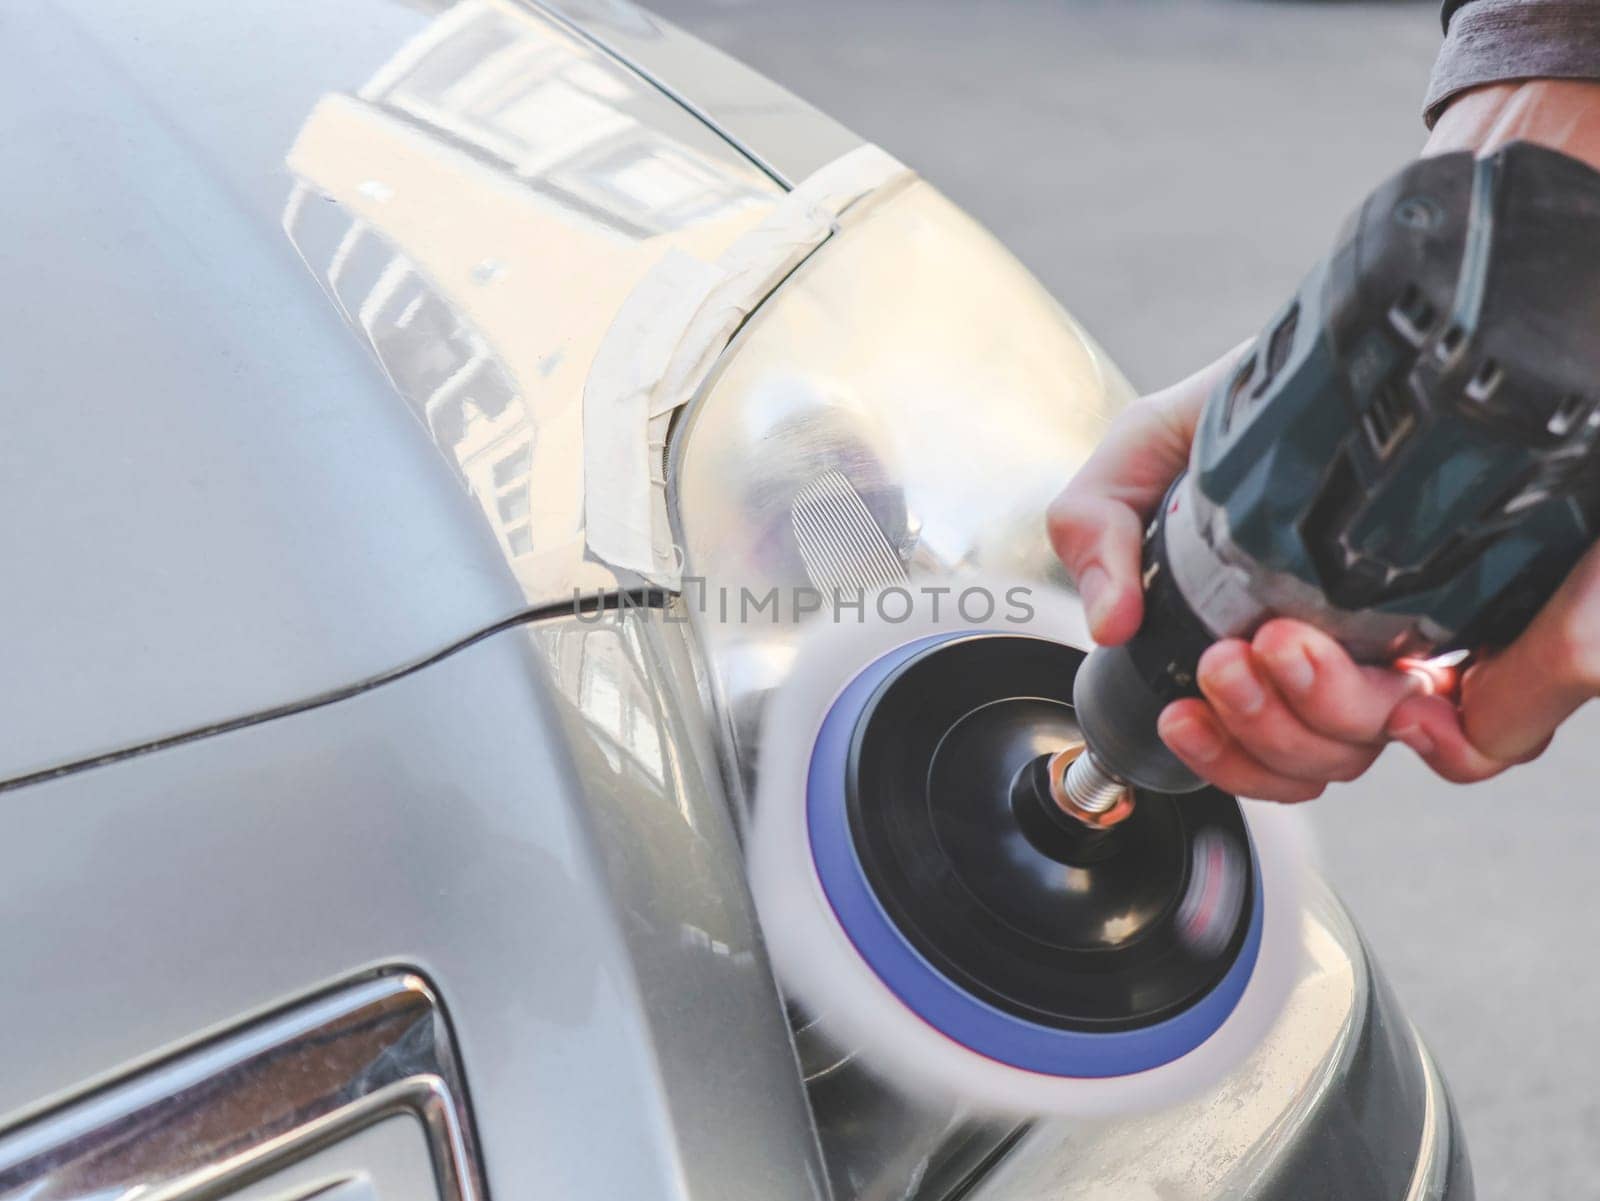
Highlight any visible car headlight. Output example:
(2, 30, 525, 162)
(669, 177, 1133, 801)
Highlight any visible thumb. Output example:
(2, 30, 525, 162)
(1459, 543, 1600, 761)
(1047, 345, 1246, 645)
(1046, 490, 1145, 644)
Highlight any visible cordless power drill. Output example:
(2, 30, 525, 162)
(1060, 141, 1600, 816)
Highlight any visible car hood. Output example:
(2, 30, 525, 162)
(1, 0, 831, 785)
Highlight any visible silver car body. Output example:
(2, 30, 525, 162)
(0, 2, 1469, 1198)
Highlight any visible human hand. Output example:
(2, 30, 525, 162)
(1358, 79, 1600, 783)
(1042, 81, 1600, 802)
(1381, 544, 1600, 782)
(1047, 351, 1419, 803)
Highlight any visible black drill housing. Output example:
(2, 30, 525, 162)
(1076, 142, 1600, 796)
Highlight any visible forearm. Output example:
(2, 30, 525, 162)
(1426, 78, 1600, 167)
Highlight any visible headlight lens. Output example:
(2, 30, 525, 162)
(670, 178, 1134, 796)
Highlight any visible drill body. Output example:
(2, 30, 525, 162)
(1070, 142, 1600, 799)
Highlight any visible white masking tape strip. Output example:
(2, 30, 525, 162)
(583, 144, 911, 585)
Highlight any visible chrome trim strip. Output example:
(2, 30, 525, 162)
(0, 973, 484, 1201)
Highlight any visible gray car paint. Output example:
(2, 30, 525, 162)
(1, 612, 827, 1201)
(1, 0, 519, 784)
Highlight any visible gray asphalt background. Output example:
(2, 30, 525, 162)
(645, 1, 1600, 1192)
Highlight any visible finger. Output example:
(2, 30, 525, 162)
(1455, 541, 1600, 760)
(1046, 492, 1146, 643)
(1158, 700, 1327, 803)
(1048, 346, 1250, 645)
(1067, 347, 1248, 505)
(1385, 694, 1534, 784)
(1251, 618, 1420, 742)
(1194, 640, 1382, 782)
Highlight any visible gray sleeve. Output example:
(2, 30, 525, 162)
(1426, 1, 1600, 127)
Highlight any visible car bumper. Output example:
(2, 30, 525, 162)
(956, 884, 1472, 1200)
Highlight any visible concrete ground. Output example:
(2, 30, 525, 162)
(646, 0, 1600, 1192)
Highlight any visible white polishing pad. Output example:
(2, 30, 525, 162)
(747, 580, 1311, 1118)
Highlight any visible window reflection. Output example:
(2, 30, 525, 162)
(284, 192, 534, 565)
(537, 619, 666, 785)
(281, 0, 781, 602)
(366, 3, 767, 238)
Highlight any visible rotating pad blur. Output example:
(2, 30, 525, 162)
(849, 635, 1255, 1032)
(806, 632, 1262, 1077)
(749, 587, 1308, 1114)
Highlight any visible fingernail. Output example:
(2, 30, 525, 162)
(1389, 723, 1435, 757)
(1208, 658, 1266, 715)
(1268, 645, 1316, 696)
(1161, 713, 1224, 764)
(1078, 564, 1114, 632)
(1399, 668, 1430, 697)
